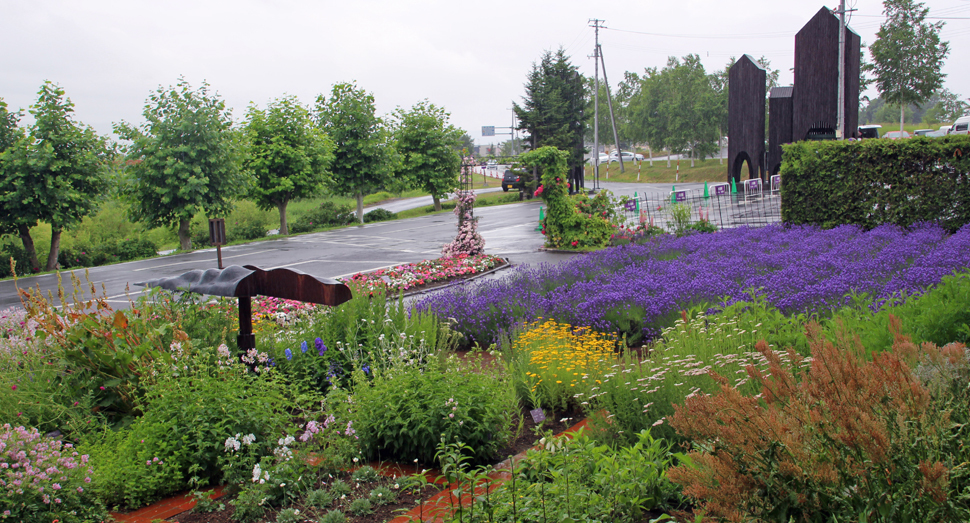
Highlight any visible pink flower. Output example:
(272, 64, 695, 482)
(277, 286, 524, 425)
(10, 385, 15, 391)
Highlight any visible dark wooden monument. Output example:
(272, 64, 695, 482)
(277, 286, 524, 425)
(767, 86, 794, 176)
(791, 6, 862, 142)
(728, 54, 767, 184)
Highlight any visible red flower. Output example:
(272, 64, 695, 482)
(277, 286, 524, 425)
(571, 241, 578, 247)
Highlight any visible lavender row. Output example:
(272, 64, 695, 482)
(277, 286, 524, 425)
(413, 223, 970, 344)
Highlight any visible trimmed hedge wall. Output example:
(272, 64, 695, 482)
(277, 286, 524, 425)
(781, 135, 970, 231)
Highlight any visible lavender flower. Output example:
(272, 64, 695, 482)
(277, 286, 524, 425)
(285, 348, 293, 361)
(301, 340, 308, 353)
(415, 223, 970, 344)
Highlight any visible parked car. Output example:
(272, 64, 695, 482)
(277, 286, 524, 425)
(587, 154, 610, 165)
(884, 130, 911, 140)
(858, 125, 881, 139)
(608, 151, 645, 163)
(951, 115, 970, 136)
(501, 169, 525, 192)
(925, 129, 949, 138)
(913, 129, 934, 137)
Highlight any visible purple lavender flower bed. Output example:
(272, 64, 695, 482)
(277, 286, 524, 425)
(413, 223, 970, 344)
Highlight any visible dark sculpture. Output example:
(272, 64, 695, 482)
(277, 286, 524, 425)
(791, 6, 861, 142)
(137, 265, 352, 352)
(728, 55, 767, 184)
(767, 86, 794, 176)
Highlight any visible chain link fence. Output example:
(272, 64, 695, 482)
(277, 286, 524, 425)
(617, 176, 783, 232)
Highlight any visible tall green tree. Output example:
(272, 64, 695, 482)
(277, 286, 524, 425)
(0, 82, 112, 271)
(244, 95, 334, 235)
(392, 101, 462, 212)
(513, 48, 587, 191)
(868, 0, 949, 132)
(0, 98, 23, 240)
(457, 133, 475, 156)
(115, 78, 246, 250)
(923, 89, 969, 125)
(315, 82, 396, 224)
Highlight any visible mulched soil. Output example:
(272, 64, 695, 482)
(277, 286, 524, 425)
(167, 406, 579, 523)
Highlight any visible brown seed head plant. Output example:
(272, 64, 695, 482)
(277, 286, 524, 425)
(667, 315, 969, 522)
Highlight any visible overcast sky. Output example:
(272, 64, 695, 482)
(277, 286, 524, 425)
(2, 0, 968, 149)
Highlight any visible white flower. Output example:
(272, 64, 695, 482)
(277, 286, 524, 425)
(241, 434, 256, 446)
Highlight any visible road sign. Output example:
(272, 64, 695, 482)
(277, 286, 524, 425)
(481, 126, 495, 136)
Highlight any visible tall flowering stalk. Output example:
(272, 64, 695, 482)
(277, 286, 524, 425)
(442, 157, 484, 257)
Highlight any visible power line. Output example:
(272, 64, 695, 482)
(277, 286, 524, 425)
(606, 27, 794, 39)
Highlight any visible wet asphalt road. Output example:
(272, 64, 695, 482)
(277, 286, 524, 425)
(0, 181, 705, 311)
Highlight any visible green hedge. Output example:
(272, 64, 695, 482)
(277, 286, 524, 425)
(781, 135, 970, 231)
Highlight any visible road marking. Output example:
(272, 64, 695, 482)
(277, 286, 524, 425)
(132, 250, 275, 271)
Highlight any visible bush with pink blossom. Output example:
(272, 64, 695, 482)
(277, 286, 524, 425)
(0, 423, 108, 522)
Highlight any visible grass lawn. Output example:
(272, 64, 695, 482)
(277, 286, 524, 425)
(585, 158, 730, 184)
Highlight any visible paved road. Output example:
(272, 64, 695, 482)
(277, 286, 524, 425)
(0, 181, 706, 311)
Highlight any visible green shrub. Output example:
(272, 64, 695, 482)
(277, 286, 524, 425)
(351, 355, 516, 465)
(305, 488, 333, 508)
(368, 485, 396, 505)
(80, 346, 289, 508)
(230, 487, 266, 522)
(275, 507, 303, 523)
(363, 207, 397, 223)
(348, 497, 373, 516)
(317, 509, 346, 523)
(329, 479, 352, 497)
(351, 465, 380, 483)
(290, 200, 354, 233)
(0, 237, 33, 277)
(781, 135, 970, 231)
(441, 429, 682, 523)
(58, 237, 158, 269)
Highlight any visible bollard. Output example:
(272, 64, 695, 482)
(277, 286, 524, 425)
(703, 181, 709, 200)
(670, 185, 676, 203)
(535, 206, 544, 231)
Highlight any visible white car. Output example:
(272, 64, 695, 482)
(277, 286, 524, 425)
(588, 154, 610, 164)
(608, 151, 645, 163)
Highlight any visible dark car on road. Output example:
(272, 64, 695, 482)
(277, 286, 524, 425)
(502, 169, 525, 192)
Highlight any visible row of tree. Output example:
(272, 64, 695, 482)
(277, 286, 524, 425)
(0, 79, 468, 272)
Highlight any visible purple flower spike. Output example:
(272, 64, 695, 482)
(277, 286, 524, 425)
(300, 340, 308, 353)
(315, 337, 327, 356)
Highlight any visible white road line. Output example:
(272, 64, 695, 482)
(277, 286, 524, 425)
(132, 250, 275, 271)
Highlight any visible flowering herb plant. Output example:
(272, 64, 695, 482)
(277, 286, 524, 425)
(0, 424, 108, 523)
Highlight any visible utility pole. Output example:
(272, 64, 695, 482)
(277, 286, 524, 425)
(589, 18, 604, 192)
(836, 0, 846, 140)
(599, 44, 624, 173)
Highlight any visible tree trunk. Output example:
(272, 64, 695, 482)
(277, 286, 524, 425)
(648, 144, 653, 167)
(691, 147, 696, 168)
(900, 104, 905, 134)
(356, 193, 364, 225)
(17, 223, 40, 273)
(433, 195, 442, 212)
(178, 219, 192, 250)
(45, 228, 62, 272)
(277, 201, 289, 235)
